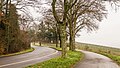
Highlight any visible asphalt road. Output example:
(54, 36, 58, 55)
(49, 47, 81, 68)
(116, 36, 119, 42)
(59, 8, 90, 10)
(0, 46, 60, 68)
(74, 50, 120, 68)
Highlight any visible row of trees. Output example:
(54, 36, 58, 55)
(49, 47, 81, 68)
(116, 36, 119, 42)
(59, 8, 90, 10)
(29, 21, 59, 47)
(31, 0, 107, 58)
(49, 0, 120, 58)
(44, 0, 107, 58)
(33, 0, 119, 58)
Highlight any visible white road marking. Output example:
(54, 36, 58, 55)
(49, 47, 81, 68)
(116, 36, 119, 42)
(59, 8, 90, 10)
(0, 50, 58, 68)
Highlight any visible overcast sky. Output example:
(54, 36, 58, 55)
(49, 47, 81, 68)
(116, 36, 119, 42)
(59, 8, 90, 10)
(76, 2, 120, 48)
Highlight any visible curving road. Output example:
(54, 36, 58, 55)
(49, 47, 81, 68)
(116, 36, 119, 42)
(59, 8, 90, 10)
(74, 50, 120, 68)
(0, 46, 61, 68)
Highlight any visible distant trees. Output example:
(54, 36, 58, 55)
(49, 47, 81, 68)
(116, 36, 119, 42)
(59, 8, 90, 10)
(36, 21, 58, 45)
(43, 12, 60, 47)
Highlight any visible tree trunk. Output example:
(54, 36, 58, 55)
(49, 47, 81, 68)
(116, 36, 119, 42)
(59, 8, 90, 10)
(55, 32, 58, 47)
(69, 25, 75, 51)
(52, 0, 67, 58)
(39, 41, 41, 46)
(59, 23, 67, 58)
(72, 34, 75, 51)
(59, 33, 62, 48)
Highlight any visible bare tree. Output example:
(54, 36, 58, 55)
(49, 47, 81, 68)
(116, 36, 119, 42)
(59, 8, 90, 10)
(52, 0, 79, 58)
(51, 0, 120, 58)
(67, 0, 107, 51)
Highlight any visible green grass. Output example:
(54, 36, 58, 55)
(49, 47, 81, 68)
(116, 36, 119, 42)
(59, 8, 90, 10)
(32, 42, 62, 51)
(50, 46, 62, 51)
(100, 53, 120, 65)
(26, 51, 84, 68)
(0, 48, 34, 57)
(76, 42, 120, 65)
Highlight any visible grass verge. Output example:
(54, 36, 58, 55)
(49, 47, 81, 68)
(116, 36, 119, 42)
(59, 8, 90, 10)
(100, 53, 120, 65)
(76, 42, 120, 65)
(26, 50, 84, 68)
(32, 43, 62, 51)
(0, 47, 34, 57)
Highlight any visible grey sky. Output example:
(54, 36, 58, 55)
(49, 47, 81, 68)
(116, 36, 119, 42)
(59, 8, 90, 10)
(76, 3, 120, 48)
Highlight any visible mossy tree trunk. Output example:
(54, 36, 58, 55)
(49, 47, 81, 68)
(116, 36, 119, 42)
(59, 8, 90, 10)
(55, 30, 58, 47)
(69, 27, 75, 51)
(59, 23, 67, 58)
(52, 0, 68, 58)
